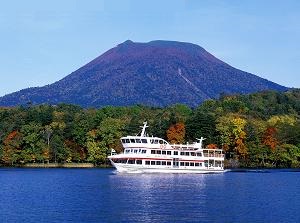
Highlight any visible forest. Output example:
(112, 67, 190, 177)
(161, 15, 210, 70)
(0, 89, 300, 168)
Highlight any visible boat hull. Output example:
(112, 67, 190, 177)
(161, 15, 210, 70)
(111, 162, 225, 174)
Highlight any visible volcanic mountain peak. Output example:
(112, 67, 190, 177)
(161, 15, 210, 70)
(0, 40, 287, 107)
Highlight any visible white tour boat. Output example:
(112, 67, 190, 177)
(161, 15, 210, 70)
(108, 122, 225, 173)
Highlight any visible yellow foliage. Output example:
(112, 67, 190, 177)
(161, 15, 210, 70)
(268, 115, 296, 126)
(50, 121, 66, 130)
(216, 114, 247, 157)
(250, 119, 267, 136)
(53, 111, 65, 121)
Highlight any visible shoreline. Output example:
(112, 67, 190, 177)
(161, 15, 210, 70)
(0, 163, 112, 168)
(0, 163, 299, 170)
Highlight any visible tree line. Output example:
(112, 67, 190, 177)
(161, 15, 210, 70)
(0, 89, 300, 168)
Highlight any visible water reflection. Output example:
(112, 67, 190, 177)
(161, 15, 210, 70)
(108, 173, 213, 222)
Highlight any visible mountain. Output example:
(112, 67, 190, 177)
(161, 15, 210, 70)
(0, 40, 288, 107)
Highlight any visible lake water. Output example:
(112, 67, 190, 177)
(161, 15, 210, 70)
(0, 168, 299, 223)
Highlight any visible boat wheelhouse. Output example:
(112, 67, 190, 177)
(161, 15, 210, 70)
(108, 122, 224, 173)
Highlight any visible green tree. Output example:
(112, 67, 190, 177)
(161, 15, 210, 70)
(97, 118, 126, 153)
(20, 122, 46, 163)
(86, 130, 107, 165)
(186, 111, 217, 144)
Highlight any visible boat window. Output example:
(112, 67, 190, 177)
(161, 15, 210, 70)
(167, 162, 171, 166)
(159, 140, 164, 144)
(151, 161, 155, 165)
(191, 152, 195, 156)
(167, 151, 171, 155)
(151, 150, 156, 154)
(141, 139, 147, 143)
(134, 150, 138, 153)
(136, 160, 142, 165)
(145, 161, 150, 165)
(138, 149, 141, 153)
(180, 152, 184, 156)
(190, 162, 195, 166)
(136, 139, 141, 143)
(185, 162, 189, 166)
(180, 162, 184, 166)
(200, 163, 203, 166)
(195, 163, 200, 166)
(130, 149, 133, 153)
(197, 152, 202, 157)
(185, 152, 189, 156)
(130, 139, 135, 143)
(204, 161, 208, 167)
(162, 161, 166, 165)
(156, 161, 161, 165)
(128, 160, 135, 164)
(125, 139, 130, 143)
(142, 150, 146, 154)
(162, 151, 166, 155)
(121, 139, 126, 143)
(154, 140, 159, 144)
(157, 150, 161, 154)
(174, 151, 178, 155)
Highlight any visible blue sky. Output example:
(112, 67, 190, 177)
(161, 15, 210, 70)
(0, 0, 299, 96)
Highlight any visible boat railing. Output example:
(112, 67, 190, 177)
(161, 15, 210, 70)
(171, 144, 198, 150)
(203, 153, 224, 158)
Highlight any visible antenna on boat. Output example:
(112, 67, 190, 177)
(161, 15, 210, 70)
(196, 137, 206, 149)
(140, 121, 148, 137)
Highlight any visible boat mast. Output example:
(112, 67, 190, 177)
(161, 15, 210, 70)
(140, 121, 148, 137)
(196, 137, 206, 149)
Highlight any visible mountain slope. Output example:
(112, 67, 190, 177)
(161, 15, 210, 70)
(0, 40, 288, 107)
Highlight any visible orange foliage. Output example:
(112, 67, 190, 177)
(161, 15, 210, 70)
(222, 144, 229, 152)
(4, 131, 19, 143)
(236, 139, 247, 157)
(207, 144, 218, 149)
(166, 122, 186, 144)
(262, 127, 278, 151)
(2, 130, 23, 164)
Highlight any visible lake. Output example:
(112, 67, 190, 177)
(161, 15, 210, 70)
(0, 168, 299, 223)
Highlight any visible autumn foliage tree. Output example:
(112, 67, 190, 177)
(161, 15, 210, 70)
(166, 122, 186, 144)
(232, 117, 247, 158)
(2, 131, 23, 165)
(262, 127, 278, 151)
(1, 89, 300, 168)
(216, 115, 247, 158)
(206, 144, 218, 149)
